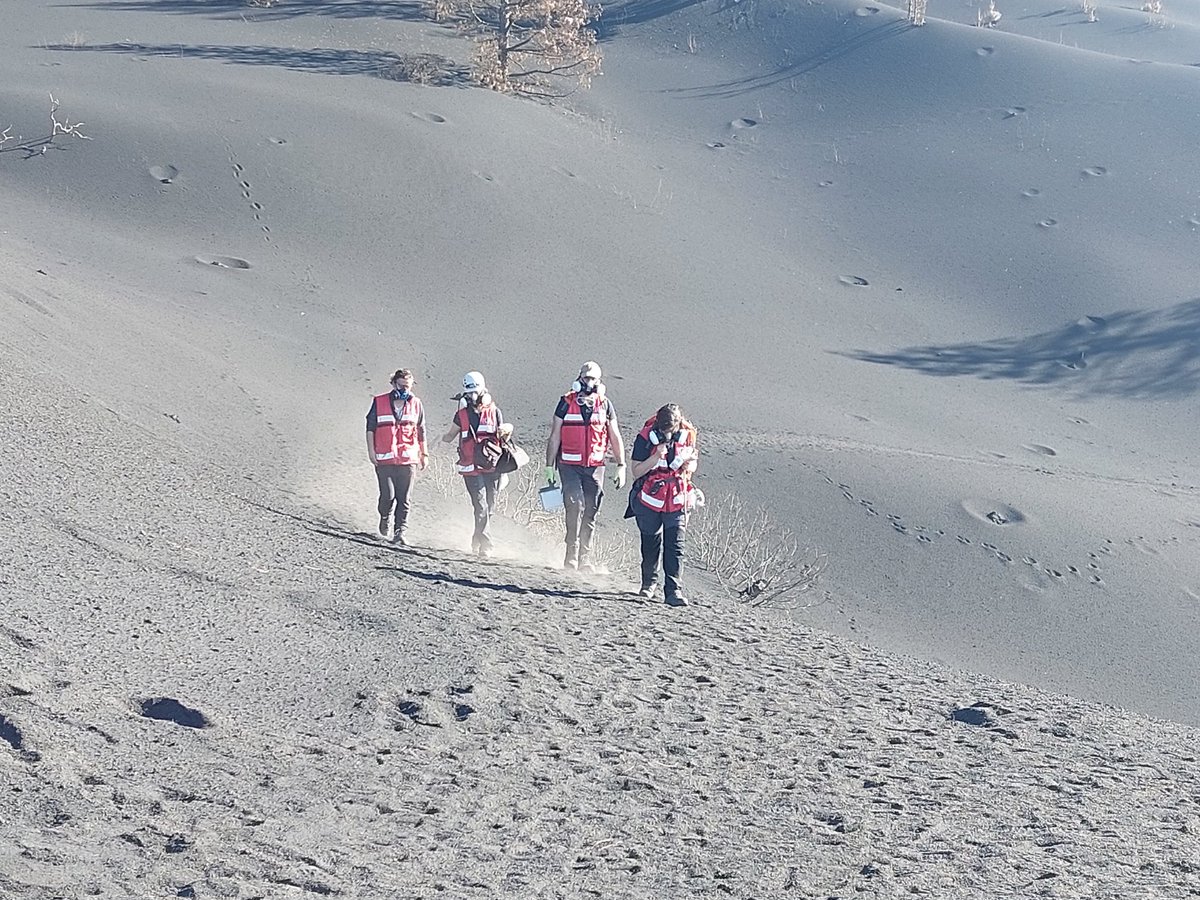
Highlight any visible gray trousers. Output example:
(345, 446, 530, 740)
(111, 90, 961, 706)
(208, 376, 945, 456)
(376, 464, 416, 534)
(463, 473, 500, 551)
(559, 464, 605, 564)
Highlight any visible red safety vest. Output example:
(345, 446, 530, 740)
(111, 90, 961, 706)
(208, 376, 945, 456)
(558, 392, 610, 468)
(635, 417, 698, 514)
(455, 403, 500, 475)
(373, 393, 424, 465)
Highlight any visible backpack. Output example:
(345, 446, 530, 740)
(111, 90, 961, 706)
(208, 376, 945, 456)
(467, 406, 504, 470)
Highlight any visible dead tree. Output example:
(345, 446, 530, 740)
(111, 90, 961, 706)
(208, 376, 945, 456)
(463, 0, 601, 97)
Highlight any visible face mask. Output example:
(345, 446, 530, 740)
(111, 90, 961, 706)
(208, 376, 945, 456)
(394, 388, 411, 401)
(650, 427, 679, 445)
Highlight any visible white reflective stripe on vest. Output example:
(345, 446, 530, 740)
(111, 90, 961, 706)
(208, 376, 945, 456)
(562, 414, 585, 423)
(377, 414, 396, 425)
(639, 487, 666, 509)
(560, 451, 584, 462)
(376, 450, 399, 461)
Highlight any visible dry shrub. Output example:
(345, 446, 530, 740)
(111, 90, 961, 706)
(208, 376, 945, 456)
(381, 53, 457, 85)
(425, 449, 824, 607)
(428, 0, 456, 21)
(689, 491, 827, 609)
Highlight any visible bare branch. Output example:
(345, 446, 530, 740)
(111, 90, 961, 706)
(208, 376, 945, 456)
(48, 93, 92, 141)
(455, 0, 600, 96)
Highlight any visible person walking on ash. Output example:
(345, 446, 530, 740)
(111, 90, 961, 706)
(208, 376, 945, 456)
(626, 403, 699, 606)
(442, 371, 505, 557)
(366, 368, 428, 545)
(544, 360, 626, 572)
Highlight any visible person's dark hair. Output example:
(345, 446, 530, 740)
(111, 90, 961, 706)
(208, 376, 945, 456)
(655, 403, 683, 435)
(391, 368, 413, 383)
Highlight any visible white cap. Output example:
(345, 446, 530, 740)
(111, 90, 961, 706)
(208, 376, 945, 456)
(578, 360, 601, 380)
(462, 371, 486, 393)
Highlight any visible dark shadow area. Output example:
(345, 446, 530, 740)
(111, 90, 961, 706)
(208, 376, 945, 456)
(840, 298, 1200, 399)
(380, 565, 648, 603)
(43, 42, 470, 85)
(139, 697, 211, 729)
(66, 0, 427, 22)
(662, 20, 909, 99)
(0, 136, 76, 159)
(0, 714, 25, 750)
(594, 0, 710, 38)
(239, 500, 643, 603)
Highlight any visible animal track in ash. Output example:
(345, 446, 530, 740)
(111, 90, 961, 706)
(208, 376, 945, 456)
(823, 473, 1091, 577)
(1002, 106, 1027, 119)
(976, 46, 995, 56)
(229, 154, 272, 243)
(149, 164, 179, 184)
(854, 5, 881, 14)
(830, 476, 940, 545)
(1082, 166, 1108, 177)
(1021, 187, 1041, 198)
(838, 275, 869, 286)
(731, 118, 758, 129)
(412, 112, 447, 124)
(1037, 218, 1059, 229)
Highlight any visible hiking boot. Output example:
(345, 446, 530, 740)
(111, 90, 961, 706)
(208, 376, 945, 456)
(665, 594, 689, 607)
(390, 531, 408, 547)
(637, 584, 655, 599)
(578, 563, 596, 574)
(378, 515, 391, 538)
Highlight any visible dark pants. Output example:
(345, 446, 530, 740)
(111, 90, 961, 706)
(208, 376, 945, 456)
(559, 464, 605, 565)
(376, 464, 416, 535)
(635, 507, 688, 599)
(463, 473, 500, 551)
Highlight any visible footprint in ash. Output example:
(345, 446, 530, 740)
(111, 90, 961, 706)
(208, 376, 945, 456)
(194, 255, 251, 270)
(149, 164, 179, 184)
